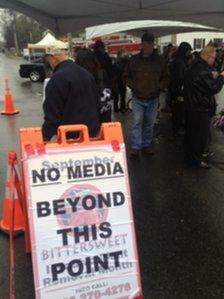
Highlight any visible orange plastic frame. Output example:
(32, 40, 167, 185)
(19, 122, 124, 252)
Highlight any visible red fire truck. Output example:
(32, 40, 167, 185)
(73, 34, 142, 57)
(107, 42, 142, 56)
(92, 35, 142, 57)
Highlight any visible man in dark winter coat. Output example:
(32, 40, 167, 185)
(42, 40, 100, 141)
(170, 42, 192, 136)
(123, 32, 169, 156)
(184, 46, 224, 168)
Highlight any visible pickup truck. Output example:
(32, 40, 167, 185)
(19, 58, 46, 82)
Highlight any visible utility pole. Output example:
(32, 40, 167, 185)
(29, 31, 33, 43)
(12, 11, 20, 55)
(67, 32, 73, 58)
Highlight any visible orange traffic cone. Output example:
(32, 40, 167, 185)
(1, 79, 19, 115)
(0, 152, 24, 235)
(0, 198, 24, 235)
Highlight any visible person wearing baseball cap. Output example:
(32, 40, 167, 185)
(123, 32, 169, 157)
(45, 40, 69, 65)
(42, 40, 100, 140)
(141, 32, 155, 44)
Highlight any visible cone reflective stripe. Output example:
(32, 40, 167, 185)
(1, 79, 19, 115)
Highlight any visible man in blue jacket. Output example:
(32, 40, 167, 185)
(42, 40, 100, 141)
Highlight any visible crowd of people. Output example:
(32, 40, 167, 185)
(42, 33, 224, 169)
(165, 41, 224, 168)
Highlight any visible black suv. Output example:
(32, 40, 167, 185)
(19, 58, 46, 82)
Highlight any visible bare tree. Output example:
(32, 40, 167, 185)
(1, 9, 46, 53)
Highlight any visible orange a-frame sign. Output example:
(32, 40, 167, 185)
(20, 123, 143, 299)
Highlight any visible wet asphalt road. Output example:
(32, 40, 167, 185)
(1, 55, 224, 299)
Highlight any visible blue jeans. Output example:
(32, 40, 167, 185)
(131, 97, 159, 150)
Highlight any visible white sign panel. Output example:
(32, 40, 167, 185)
(24, 144, 142, 299)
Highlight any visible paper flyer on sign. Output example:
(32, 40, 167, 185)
(24, 144, 142, 299)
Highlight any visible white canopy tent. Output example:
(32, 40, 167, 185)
(0, 0, 224, 35)
(85, 20, 222, 40)
(28, 32, 56, 49)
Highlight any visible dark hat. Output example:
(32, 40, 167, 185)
(178, 42, 192, 52)
(141, 32, 155, 43)
(93, 40, 105, 50)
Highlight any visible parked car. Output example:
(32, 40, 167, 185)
(19, 58, 46, 82)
